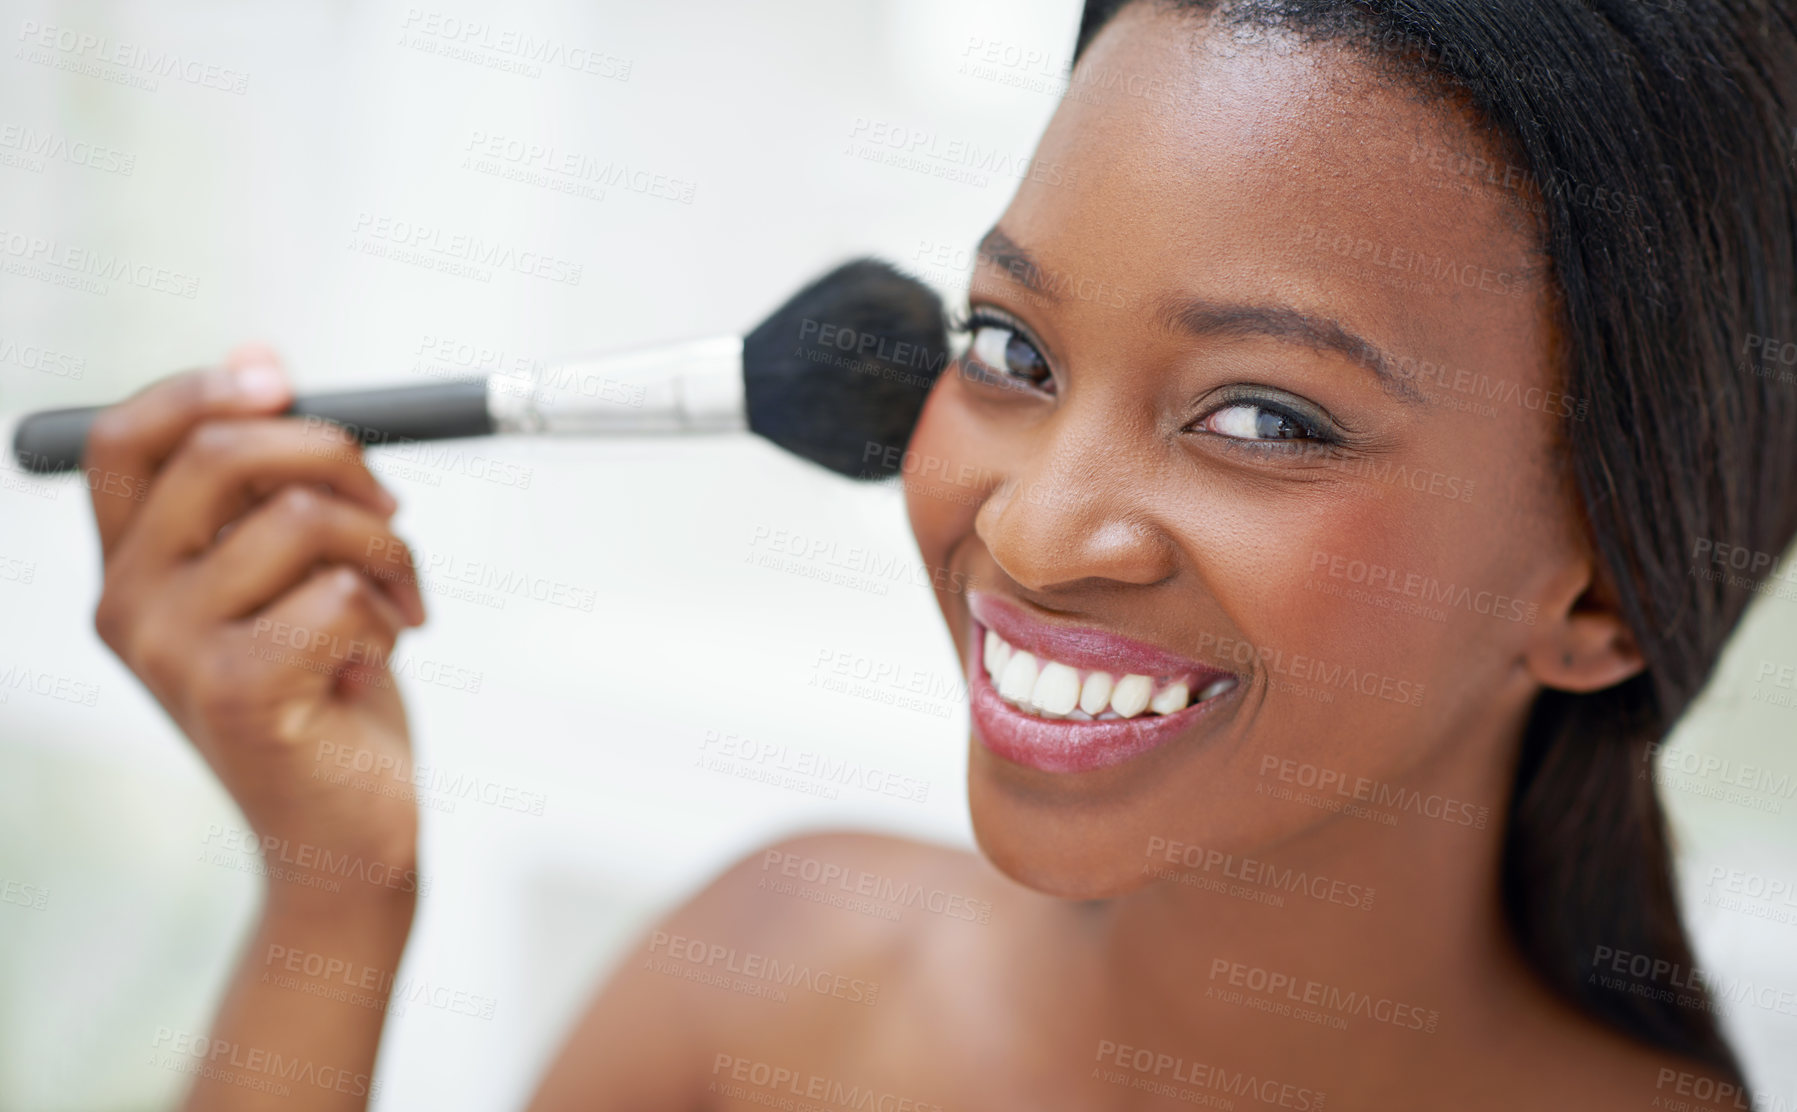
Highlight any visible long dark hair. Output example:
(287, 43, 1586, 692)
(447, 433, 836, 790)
(1074, 0, 1797, 1081)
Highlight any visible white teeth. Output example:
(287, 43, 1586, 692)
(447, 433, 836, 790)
(980, 627, 1228, 722)
(1197, 677, 1235, 702)
(983, 629, 1011, 677)
(1110, 674, 1153, 719)
(1149, 681, 1190, 716)
(1079, 671, 1114, 716)
(1032, 662, 1081, 716)
(998, 651, 1040, 706)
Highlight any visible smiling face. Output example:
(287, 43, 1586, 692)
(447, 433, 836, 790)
(905, 5, 1618, 898)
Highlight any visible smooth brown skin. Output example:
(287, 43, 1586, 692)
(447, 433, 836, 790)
(93, 8, 1733, 1111)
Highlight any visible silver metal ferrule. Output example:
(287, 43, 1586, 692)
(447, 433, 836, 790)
(486, 336, 746, 436)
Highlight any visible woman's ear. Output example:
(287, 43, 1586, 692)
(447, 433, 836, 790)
(1524, 558, 1646, 693)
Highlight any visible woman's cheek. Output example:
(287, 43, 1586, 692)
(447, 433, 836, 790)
(904, 372, 1001, 575)
(1202, 485, 1446, 743)
(1291, 490, 1517, 734)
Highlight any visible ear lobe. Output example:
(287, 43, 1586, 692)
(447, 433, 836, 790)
(1525, 564, 1647, 694)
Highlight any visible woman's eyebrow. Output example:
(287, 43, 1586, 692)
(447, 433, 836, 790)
(1160, 298, 1425, 404)
(975, 225, 1426, 405)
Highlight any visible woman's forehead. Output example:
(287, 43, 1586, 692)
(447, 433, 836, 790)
(996, 5, 1549, 359)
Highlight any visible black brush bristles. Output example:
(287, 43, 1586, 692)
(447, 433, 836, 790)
(743, 258, 950, 480)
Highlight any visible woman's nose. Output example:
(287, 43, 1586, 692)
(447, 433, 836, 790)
(973, 422, 1178, 593)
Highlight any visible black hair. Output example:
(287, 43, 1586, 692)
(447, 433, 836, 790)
(1074, 0, 1797, 1082)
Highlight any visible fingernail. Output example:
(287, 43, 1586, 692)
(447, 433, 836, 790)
(374, 486, 398, 513)
(234, 364, 289, 404)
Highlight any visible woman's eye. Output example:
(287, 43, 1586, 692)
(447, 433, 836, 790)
(1203, 402, 1321, 442)
(969, 323, 1051, 389)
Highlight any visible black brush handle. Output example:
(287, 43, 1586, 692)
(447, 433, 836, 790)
(11, 379, 496, 474)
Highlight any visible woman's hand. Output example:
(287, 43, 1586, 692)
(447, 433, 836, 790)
(87, 344, 428, 906)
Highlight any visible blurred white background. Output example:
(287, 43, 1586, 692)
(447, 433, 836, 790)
(0, 1, 1791, 1109)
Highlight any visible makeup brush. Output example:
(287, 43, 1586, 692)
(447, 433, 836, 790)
(9, 259, 951, 481)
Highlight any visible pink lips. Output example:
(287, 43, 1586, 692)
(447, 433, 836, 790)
(965, 590, 1237, 774)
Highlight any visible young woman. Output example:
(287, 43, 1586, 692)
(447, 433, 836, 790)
(86, 1, 1794, 1107)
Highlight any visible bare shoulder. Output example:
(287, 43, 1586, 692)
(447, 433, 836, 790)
(1562, 1032, 1748, 1112)
(666, 829, 1027, 1038)
(690, 829, 1009, 945)
(527, 830, 1031, 1111)
(1474, 984, 1749, 1112)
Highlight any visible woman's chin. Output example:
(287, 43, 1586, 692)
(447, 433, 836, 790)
(967, 806, 1155, 902)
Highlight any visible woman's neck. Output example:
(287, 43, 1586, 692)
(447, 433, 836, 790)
(1089, 709, 1556, 1096)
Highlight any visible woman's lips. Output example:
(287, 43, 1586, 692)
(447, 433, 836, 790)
(964, 591, 1238, 774)
(969, 591, 1232, 680)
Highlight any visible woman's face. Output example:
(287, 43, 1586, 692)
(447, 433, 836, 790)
(906, 5, 1595, 897)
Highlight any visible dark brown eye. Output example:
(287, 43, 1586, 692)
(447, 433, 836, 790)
(969, 323, 1051, 389)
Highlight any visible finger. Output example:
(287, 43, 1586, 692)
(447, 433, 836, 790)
(85, 352, 293, 557)
(116, 418, 398, 575)
(242, 565, 410, 699)
(179, 485, 427, 626)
